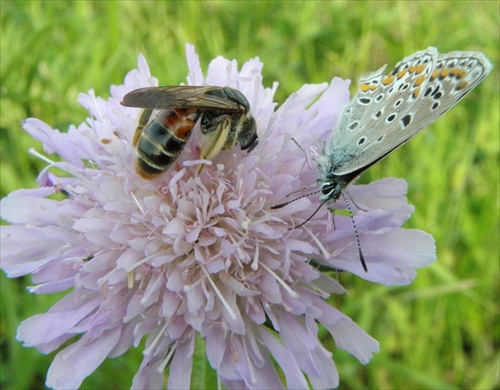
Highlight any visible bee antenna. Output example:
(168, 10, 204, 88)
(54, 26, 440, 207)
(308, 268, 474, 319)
(270, 188, 321, 209)
(341, 192, 368, 272)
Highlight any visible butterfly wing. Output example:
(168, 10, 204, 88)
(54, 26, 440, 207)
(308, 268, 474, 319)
(328, 47, 492, 175)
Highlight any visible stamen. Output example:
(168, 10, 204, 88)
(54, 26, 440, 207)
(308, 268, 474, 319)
(260, 262, 300, 298)
(201, 265, 238, 320)
(130, 190, 145, 214)
(141, 270, 165, 304)
(143, 322, 169, 356)
(242, 339, 258, 385)
(251, 240, 260, 270)
(127, 272, 134, 289)
(28, 148, 55, 164)
(302, 225, 331, 259)
(157, 345, 176, 372)
(128, 251, 168, 271)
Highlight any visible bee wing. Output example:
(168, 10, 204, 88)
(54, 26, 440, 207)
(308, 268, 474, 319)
(121, 86, 243, 111)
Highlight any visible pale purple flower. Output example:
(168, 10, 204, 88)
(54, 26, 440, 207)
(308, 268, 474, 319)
(0, 44, 436, 389)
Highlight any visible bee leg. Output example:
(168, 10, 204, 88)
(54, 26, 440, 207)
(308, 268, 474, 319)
(132, 108, 153, 146)
(197, 116, 232, 174)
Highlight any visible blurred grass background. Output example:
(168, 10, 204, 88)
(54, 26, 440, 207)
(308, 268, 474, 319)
(1, 1, 498, 389)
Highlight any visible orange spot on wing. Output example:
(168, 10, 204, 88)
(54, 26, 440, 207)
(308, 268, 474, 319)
(412, 88, 421, 99)
(455, 80, 469, 90)
(359, 83, 377, 92)
(430, 69, 440, 80)
(415, 64, 427, 74)
(397, 69, 407, 79)
(413, 74, 426, 87)
(440, 68, 451, 78)
(359, 83, 371, 92)
(382, 75, 395, 85)
(456, 69, 467, 79)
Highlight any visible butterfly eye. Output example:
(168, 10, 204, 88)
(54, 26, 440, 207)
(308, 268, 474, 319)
(321, 182, 335, 196)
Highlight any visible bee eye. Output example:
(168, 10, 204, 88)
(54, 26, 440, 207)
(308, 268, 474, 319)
(246, 137, 258, 152)
(239, 117, 258, 151)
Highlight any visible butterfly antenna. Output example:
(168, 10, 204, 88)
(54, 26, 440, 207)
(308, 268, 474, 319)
(341, 192, 368, 272)
(292, 201, 325, 229)
(270, 189, 321, 209)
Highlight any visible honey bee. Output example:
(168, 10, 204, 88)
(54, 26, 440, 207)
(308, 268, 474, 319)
(121, 86, 258, 179)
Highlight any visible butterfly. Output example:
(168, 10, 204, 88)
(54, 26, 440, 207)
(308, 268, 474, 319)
(274, 47, 492, 271)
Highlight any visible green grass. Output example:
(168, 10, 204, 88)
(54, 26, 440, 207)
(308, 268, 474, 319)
(1, 1, 498, 389)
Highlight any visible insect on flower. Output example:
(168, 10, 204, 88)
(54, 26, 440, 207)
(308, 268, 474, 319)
(121, 86, 258, 178)
(0, 47, 440, 390)
(273, 47, 492, 272)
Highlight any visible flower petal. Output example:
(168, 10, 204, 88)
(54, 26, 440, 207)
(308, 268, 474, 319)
(46, 327, 121, 389)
